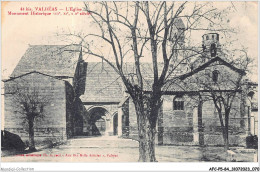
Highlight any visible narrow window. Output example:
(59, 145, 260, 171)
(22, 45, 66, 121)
(202, 44, 206, 52)
(210, 43, 217, 57)
(173, 96, 184, 110)
(212, 70, 219, 82)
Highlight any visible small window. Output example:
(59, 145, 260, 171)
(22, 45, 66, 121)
(206, 35, 209, 40)
(212, 70, 219, 82)
(212, 35, 214, 39)
(210, 43, 217, 57)
(202, 44, 206, 51)
(173, 96, 184, 110)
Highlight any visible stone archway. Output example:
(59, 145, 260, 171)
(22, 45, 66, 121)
(88, 107, 110, 136)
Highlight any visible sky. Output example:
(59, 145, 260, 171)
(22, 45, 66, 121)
(1, 1, 258, 81)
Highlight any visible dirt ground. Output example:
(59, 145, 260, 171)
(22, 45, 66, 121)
(1, 136, 257, 162)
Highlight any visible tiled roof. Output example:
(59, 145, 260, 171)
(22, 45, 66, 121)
(80, 62, 186, 102)
(11, 45, 81, 78)
(80, 62, 123, 102)
(11, 45, 247, 103)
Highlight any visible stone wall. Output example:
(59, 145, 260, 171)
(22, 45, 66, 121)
(121, 99, 130, 138)
(162, 95, 194, 145)
(128, 99, 139, 140)
(65, 82, 75, 138)
(4, 72, 69, 145)
(161, 94, 247, 146)
(201, 98, 246, 146)
(73, 97, 85, 136)
(126, 91, 247, 146)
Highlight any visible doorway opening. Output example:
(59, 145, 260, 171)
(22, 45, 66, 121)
(88, 107, 109, 136)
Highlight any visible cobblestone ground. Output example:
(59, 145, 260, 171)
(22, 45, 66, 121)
(1, 136, 257, 162)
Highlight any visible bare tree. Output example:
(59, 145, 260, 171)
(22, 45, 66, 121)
(180, 49, 251, 152)
(10, 85, 50, 151)
(59, 1, 233, 161)
(208, 53, 250, 151)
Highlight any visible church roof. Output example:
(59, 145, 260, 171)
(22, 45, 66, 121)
(10, 45, 246, 102)
(4, 71, 65, 82)
(179, 57, 246, 80)
(11, 44, 81, 78)
(81, 62, 123, 102)
(80, 62, 185, 102)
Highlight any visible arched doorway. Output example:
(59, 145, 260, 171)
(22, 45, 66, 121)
(95, 118, 106, 135)
(88, 107, 109, 136)
(113, 113, 118, 135)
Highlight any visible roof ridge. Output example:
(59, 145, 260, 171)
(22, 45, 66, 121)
(4, 71, 65, 82)
(179, 56, 246, 80)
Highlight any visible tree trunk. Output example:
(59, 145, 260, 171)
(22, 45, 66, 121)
(221, 121, 229, 152)
(222, 130, 229, 151)
(135, 100, 157, 162)
(138, 119, 157, 162)
(28, 117, 36, 151)
(224, 112, 229, 151)
(147, 126, 156, 161)
(217, 108, 229, 152)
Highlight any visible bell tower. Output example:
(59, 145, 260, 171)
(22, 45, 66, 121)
(202, 33, 221, 59)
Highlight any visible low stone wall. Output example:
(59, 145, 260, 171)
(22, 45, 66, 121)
(204, 134, 246, 147)
(4, 127, 67, 147)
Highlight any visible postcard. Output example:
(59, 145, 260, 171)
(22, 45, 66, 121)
(1, 1, 259, 171)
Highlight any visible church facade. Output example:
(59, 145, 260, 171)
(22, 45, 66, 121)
(3, 33, 258, 147)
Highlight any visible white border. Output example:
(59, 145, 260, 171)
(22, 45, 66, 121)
(1, 0, 259, 171)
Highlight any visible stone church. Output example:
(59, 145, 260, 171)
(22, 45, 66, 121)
(3, 33, 258, 147)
